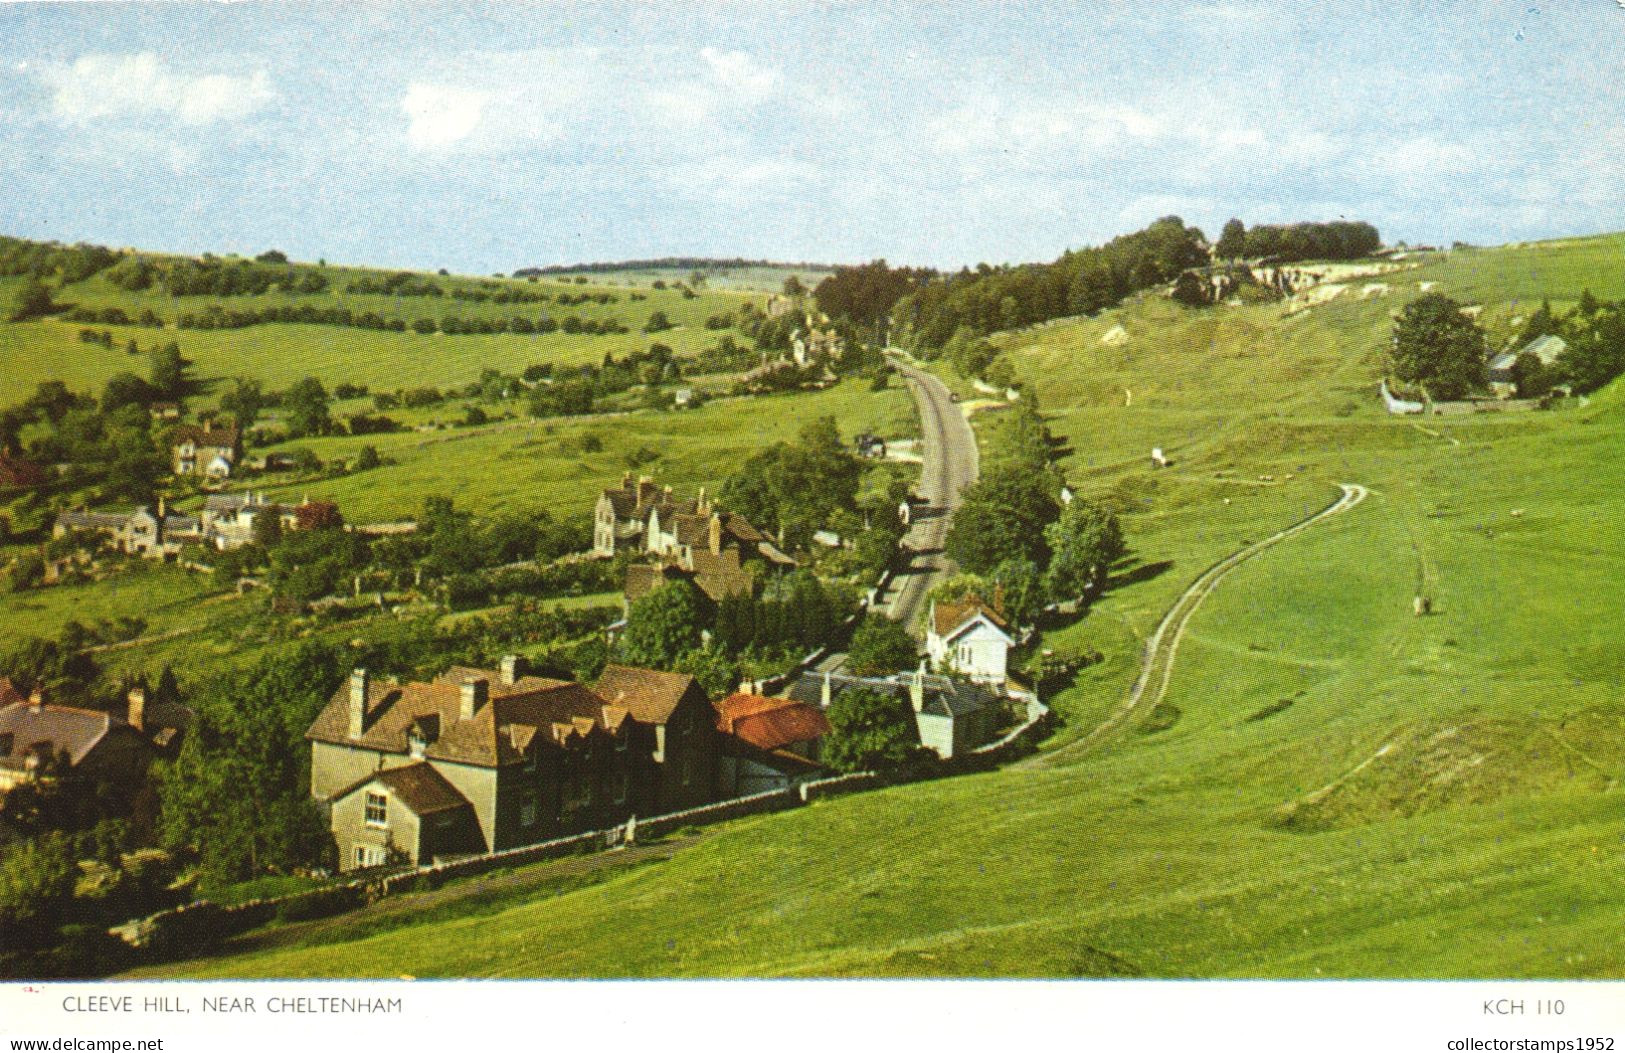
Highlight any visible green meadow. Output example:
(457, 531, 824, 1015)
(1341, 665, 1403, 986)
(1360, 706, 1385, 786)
(0, 265, 764, 406)
(126, 234, 1625, 979)
(244, 377, 917, 523)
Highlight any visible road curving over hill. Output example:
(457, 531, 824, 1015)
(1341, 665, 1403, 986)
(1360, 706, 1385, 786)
(1024, 483, 1369, 769)
(883, 352, 980, 634)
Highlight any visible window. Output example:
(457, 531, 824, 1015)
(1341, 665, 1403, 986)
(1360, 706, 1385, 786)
(614, 731, 629, 752)
(681, 757, 694, 787)
(354, 844, 386, 868)
(520, 794, 538, 827)
(614, 771, 629, 804)
(364, 791, 388, 828)
(408, 732, 427, 760)
(523, 751, 537, 773)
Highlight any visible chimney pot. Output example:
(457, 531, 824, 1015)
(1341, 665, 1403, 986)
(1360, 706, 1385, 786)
(348, 668, 369, 739)
(460, 677, 488, 720)
(127, 687, 147, 732)
(500, 654, 523, 686)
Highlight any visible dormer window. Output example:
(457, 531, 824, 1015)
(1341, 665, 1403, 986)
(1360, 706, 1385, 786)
(408, 731, 427, 760)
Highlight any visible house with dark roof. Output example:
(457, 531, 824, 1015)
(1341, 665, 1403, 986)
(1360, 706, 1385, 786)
(170, 424, 242, 479)
(606, 474, 795, 607)
(594, 664, 717, 814)
(926, 594, 1016, 687)
(0, 682, 187, 803)
(786, 668, 1000, 761)
(713, 692, 830, 795)
(308, 657, 717, 871)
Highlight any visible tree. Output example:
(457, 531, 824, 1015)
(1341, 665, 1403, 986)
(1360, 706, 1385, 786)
(100, 372, 156, 413)
(845, 614, 917, 676)
(8, 278, 56, 322)
(1509, 352, 1553, 399)
(1215, 218, 1247, 259)
(219, 378, 265, 430)
(148, 342, 188, 399)
(673, 645, 739, 697)
(1042, 498, 1125, 605)
(251, 506, 283, 549)
(619, 580, 706, 668)
(1556, 303, 1625, 394)
(782, 274, 807, 297)
(355, 445, 382, 470)
(255, 249, 289, 264)
(644, 311, 673, 333)
(823, 687, 921, 773)
(156, 644, 336, 881)
(945, 474, 1060, 574)
(0, 833, 77, 954)
(990, 556, 1044, 624)
(284, 376, 331, 437)
(1389, 294, 1488, 401)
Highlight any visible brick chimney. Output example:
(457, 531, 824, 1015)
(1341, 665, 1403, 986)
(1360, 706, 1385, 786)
(500, 654, 524, 686)
(697, 487, 709, 515)
(708, 513, 723, 556)
(460, 677, 488, 721)
(910, 661, 927, 714)
(127, 686, 146, 732)
(348, 669, 369, 739)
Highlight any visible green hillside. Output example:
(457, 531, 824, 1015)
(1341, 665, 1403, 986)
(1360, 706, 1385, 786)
(131, 234, 1625, 979)
(0, 259, 763, 407)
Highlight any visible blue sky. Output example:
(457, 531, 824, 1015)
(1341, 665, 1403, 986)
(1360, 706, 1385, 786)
(1, 1, 1621, 273)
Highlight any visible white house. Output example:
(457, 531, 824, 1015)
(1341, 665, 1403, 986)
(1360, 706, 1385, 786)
(926, 596, 1016, 687)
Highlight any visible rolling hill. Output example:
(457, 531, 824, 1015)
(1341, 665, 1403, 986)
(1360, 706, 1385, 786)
(127, 233, 1625, 979)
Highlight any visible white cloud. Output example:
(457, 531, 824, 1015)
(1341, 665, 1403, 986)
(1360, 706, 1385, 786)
(401, 83, 488, 150)
(42, 52, 275, 125)
(699, 47, 780, 100)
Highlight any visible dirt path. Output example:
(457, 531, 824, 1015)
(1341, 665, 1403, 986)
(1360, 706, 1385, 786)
(1022, 484, 1368, 769)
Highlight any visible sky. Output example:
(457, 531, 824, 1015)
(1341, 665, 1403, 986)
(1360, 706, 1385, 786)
(0, 1, 1622, 274)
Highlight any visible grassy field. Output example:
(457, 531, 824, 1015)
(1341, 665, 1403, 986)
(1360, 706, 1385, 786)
(0, 265, 765, 406)
(242, 377, 916, 523)
(126, 233, 1625, 979)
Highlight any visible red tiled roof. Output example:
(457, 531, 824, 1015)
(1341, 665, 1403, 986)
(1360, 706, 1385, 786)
(595, 665, 699, 725)
(726, 702, 830, 752)
(0, 678, 23, 709)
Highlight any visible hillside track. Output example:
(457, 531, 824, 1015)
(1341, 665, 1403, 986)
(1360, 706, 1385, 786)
(1023, 483, 1368, 769)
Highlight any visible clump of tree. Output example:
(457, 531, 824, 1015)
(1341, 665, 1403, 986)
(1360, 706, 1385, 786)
(720, 416, 862, 549)
(1552, 291, 1625, 395)
(823, 687, 924, 773)
(1388, 293, 1489, 401)
(844, 614, 917, 676)
(156, 644, 338, 883)
(1236, 220, 1381, 262)
(896, 217, 1209, 351)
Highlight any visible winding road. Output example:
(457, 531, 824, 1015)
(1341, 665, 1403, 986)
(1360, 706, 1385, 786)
(882, 353, 980, 633)
(1022, 483, 1368, 769)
